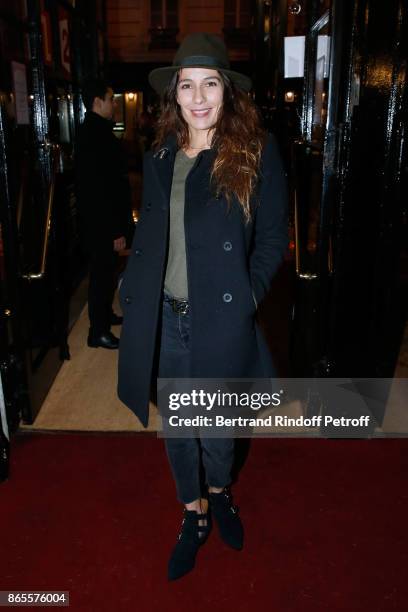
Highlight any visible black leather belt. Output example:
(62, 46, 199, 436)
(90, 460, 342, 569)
(163, 294, 189, 315)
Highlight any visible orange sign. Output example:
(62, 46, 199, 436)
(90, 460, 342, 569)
(40, 10, 53, 65)
(59, 7, 71, 76)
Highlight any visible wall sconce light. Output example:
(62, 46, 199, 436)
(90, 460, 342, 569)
(264, 15, 270, 35)
(285, 91, 295, 102)
(127, 92, 135, 101)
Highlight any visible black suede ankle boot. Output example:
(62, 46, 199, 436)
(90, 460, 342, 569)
(168, 509, 211, 581)
(209, 488, 243, 550)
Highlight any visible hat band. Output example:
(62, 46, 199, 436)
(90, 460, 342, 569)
(178, 55, 229, 70)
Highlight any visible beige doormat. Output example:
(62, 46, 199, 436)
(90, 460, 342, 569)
(20, 298, 160, 433)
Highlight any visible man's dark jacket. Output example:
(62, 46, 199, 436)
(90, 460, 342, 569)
(75, 111, 132, 252)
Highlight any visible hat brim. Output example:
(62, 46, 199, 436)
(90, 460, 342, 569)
(148, 65, 252, 95)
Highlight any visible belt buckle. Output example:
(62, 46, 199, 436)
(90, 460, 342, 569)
(168, 296, 189, 315)
(178, 301, 189, 315)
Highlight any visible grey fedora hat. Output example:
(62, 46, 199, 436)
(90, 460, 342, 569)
(148, 32, 252, 95)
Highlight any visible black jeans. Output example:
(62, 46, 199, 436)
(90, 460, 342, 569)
(88, 249, 118, 336)
(158, 296, 234, 504)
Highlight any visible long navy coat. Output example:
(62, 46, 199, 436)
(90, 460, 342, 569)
(117, 133, 288, 427)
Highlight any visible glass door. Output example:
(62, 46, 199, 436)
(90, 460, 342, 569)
(291, 2, 337, 375)
(295, 8, 332, 279)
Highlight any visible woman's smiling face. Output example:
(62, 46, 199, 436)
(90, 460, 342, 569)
(176, 67, 224, 135)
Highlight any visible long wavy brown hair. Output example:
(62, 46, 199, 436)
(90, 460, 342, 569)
(153, 70, 266, 222)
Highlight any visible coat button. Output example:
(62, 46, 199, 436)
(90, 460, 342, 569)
(223, 293, 232, 303)
(134, 249, 142, 256)
(146, 202, 152, 210)
(125, 296, 132, 304)
(223, 241, 232, 252)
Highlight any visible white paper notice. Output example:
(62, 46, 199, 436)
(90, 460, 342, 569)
(284, 36, 305, 78)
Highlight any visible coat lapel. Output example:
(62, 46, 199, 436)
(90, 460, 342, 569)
(185, 147, 217, 205)
(150, 134, 177, 206)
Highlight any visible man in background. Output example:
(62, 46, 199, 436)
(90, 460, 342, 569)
(76, 79, 133, 349)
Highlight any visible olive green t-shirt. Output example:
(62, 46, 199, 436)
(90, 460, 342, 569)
(164, 149, 197, 300)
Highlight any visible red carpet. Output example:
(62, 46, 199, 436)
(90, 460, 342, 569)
(1, 434, 407, 612)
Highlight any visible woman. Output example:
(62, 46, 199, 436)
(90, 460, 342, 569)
(118, 33, 288, 580)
